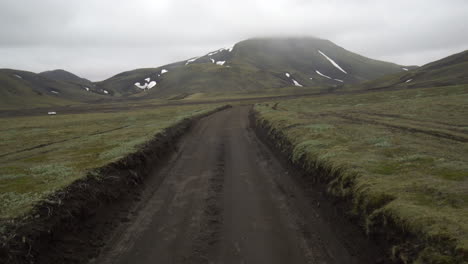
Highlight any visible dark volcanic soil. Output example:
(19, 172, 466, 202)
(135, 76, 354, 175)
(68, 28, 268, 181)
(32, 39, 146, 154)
(92, 106, 383, 264)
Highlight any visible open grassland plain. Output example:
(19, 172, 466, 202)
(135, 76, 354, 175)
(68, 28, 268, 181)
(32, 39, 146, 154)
(0, 104, 222, 220)
(253, 84, 468, 263)
(164, 85, 322, 101)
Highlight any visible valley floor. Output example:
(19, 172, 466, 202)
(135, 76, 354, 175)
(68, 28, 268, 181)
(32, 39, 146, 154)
(1, 85, 466, 263)
(0, 104, 221, 219)
(0, 92, 319, 118)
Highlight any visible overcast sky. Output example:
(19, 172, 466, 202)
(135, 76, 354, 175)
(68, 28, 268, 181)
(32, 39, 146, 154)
(1, 0, 467, 81)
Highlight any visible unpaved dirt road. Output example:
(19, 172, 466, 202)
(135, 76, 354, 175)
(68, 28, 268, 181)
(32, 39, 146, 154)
(94, 106, 382, 264)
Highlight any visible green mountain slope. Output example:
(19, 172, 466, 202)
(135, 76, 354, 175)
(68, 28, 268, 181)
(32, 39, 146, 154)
(351, 50, 468, 91)
(98, 37, 409, 98)
(0, 69, 108, 109)
(231, 38, 405, 81)
(39, 69, 102, 93)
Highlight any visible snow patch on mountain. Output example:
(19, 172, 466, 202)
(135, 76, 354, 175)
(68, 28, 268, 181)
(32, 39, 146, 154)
(292, 79, 303, 87)
(147, 81, 157, 89)
(334, 79, 344, 82)
(210, 58, 215, 63)
(13, 74, 22, 79)
(186, 57, 199, 65)
(402, 68, 409, 71)
(103, 90, 109, 94)
(84, 87, 90, 91)
(134, 82, 148, 89)
(285, 72, 290, 78)
(161, 69, 168, 74)
(135, 76, 158, 90)
(51, 90, 59, 94)
(216, 61, 226, 66)
(207, 50, 219, 56)
(318, 50, 348, 74)
(316, 70, 332, 79)
(405, 79, 413, 83)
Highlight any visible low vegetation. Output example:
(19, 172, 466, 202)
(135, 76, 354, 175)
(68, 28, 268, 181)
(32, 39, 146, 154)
(254, 84, 468, 263)
(0, 104, 221, 220)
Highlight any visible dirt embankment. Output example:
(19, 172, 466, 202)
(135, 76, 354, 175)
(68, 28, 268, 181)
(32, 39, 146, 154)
(0, 105, 231, 264)
(250, 109, 467, 263)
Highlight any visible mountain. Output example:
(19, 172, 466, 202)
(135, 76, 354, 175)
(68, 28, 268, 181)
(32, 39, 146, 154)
(0, 69, 108, 109)
(39, 69, 99, 92)
(98, 37, 410, 98)
(351, 50, 468, 91)
(0, 37, 420, 109)
(230, 38, 406, 81)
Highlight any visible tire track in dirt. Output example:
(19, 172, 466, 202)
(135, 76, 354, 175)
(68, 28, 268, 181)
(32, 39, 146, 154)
(297, 111, 468, 142)
(335, 114, 468, 142)
(186, 141, 226, 263)
(94, 109, 231, 264)
(0, 125, 130, 158)
(350, 111, 468, 129)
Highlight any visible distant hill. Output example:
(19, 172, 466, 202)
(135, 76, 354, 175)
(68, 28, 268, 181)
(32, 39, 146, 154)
(0, 37, 423, 108)
(39, 69, 99, 91)
(0, 69, 109, 109)
(97, 37, 409, 98)
(351, 50, 468, 91)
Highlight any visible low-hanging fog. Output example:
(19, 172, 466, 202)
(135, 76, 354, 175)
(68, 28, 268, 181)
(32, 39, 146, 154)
(1, 0, 467, 81)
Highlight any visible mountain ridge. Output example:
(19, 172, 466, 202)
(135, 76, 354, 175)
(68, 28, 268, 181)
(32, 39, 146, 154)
(97, 37, 410, 98)
(349, 49, 468, 91)
(7, 37, 465, 110)
(39, 69, 95, 88)
(0, 68, 109, 109)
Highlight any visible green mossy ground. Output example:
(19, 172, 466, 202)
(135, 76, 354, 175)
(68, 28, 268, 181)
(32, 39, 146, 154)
(254, 84, 468, 263)
(0, 104, 220, 219)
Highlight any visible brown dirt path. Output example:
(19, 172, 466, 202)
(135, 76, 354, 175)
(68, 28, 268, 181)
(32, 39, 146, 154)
(93, 106, 382, 264)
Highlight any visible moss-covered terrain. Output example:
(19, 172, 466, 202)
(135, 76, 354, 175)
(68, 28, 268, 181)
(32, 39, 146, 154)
(0, 104, 222, 219)
(253, 84, 468, 263)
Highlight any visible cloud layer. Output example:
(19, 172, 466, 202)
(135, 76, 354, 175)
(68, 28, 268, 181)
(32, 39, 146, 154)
(1, 0, 467, 80)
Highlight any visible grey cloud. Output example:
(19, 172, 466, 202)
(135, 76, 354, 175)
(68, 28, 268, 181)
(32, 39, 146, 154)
(1, 0, 467, 80)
